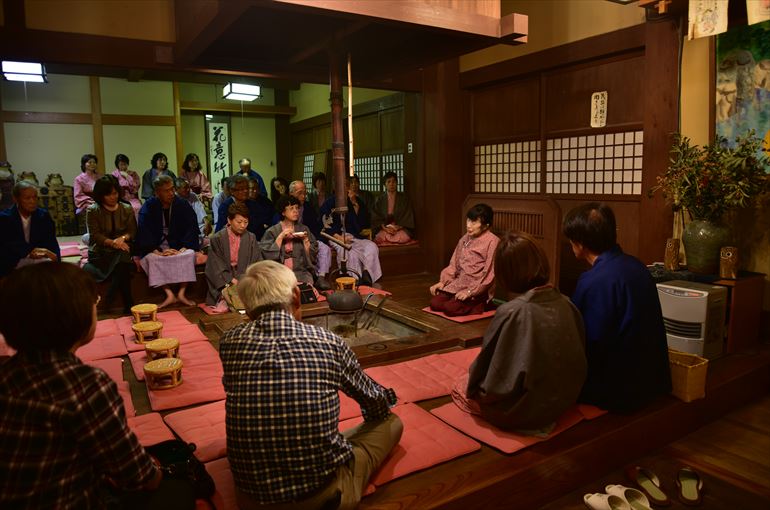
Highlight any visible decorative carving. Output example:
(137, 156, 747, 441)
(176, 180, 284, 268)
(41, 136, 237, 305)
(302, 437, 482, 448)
(719, 246, 738, 279)
(664, 237, 680, 271)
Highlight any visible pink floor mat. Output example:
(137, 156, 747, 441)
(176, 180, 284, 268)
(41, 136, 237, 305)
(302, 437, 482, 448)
(123, 323, 209, 352)
(197, 303, 229, 315)
(421, 306, 496, 323)
(339, 403, 480, 486)
(87, 357, 124, 383)
(76, 334, 128, 361)
(164, 400, 227, 462)
(116, 310, 192, 338)
(430, 402, 607, 454)
(127, 412, 176, 446)
(95, 318, 120, 337)
(199, 458, 237, 510)
(146, 361, 225, 412)
(117, 381, 136, 417)
(129, 340, 221, 381)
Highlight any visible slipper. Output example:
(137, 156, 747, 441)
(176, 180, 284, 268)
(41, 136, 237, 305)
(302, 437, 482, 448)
(584, 493, 631, 510)
(625, 466, 671, 506)
(676, 466, 704, 506)
(605, 484, 652, 510)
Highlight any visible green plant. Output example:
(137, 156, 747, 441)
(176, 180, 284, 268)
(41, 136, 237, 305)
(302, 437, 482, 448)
(650, 131, 770, 222)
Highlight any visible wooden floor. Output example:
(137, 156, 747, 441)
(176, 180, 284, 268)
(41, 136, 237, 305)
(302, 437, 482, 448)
(111, 272, 770, 510)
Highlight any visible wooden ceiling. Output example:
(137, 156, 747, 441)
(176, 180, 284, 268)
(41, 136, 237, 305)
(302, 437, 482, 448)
(1, 0, 527, 91)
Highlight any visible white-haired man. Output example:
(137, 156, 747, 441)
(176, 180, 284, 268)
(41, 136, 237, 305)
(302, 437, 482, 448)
(220, 260, 402, 510)
(237, 158, 267, 197)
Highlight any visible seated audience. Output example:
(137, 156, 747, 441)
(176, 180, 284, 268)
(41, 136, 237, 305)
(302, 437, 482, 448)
(321, 180, 382, 285)
(205, 203, 262, 311)
(179, 153, 212, 201)
(73, 153, 99, 215)
(0, 181, 59, 277)
(211, 176, 230, 227)
(237, 158, 267, 197)
(0, 263, 195, 509)
(136, 175, 199, 308)
(111, 153, 142, 218)
(289, 180, 332, 290)
(430, 204, 499, 316)
(262, 195, 318, 287)
(349, 174, 374, 214)
(269, 175, 289, 203)
(84, 176, 137, 314)
(175, 177, 211, 245)
(215, 174, 273, 241)
(372, 171, 415, 245)
(308, 171, 329, 215)
(141, 152, 177, 201)
(462, 231, 587, 432)
(220, 260, 402, 510)
(563, 202, 672, 412)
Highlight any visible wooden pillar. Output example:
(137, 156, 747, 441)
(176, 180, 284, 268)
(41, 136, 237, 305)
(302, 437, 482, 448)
(328, 49, 347, 212)
(89, 76, 105, 173)
(173, 82, 184, 170)
(274, 89, 292, 180)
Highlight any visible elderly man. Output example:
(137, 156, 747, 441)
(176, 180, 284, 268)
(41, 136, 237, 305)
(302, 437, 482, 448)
(563, 202, 671, 413)
(136, 175, 199, 308)
(237, 158, 267, 197)
(0, 181, 60, 276)
(175, 177, 211, 244)
(220, 260, 402, 510)
(289, 180, 331, 289)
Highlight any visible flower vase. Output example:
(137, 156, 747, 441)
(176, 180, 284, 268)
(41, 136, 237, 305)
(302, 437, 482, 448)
(682, 220, 731, 274)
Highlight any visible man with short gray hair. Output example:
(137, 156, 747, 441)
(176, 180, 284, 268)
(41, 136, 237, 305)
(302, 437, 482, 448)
(220, 260, 402, 510)
(237, 157, 267, 197)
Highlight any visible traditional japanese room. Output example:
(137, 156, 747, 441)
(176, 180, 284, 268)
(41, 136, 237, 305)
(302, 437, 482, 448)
(1, 0, 769, 509)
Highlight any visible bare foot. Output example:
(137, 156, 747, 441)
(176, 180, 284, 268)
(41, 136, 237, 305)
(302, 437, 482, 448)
(177, 295, 196, 307)
(158, 295, 177, 309)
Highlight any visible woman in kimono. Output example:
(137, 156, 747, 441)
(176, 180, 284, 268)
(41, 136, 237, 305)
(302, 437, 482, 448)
(261, 195, 318, 286)
(204, 202, 262, 311)
(372, 171, 415, 245)
(73, 153, 99, 216)
(83, 176, 137, 313)
(179, 153, 212, 201)
(459, 231, 587, 433)
(111, 154, 142, 218)
(140, 152, 177, 201)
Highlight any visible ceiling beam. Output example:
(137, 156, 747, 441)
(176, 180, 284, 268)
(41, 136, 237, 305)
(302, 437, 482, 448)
(287, 19, 371, 65)
(175, 0, 251, 64)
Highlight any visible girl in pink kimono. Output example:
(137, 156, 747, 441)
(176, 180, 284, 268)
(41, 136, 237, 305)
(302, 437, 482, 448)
(429, 203, 499, 316)
(179, 153, 212, 202)
(73, 154, 99, 215)
(111, 154, 142, 218)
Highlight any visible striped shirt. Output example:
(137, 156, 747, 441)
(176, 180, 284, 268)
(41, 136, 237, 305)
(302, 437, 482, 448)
(0, 350, 158, 509)
(220, 309, 396, 503)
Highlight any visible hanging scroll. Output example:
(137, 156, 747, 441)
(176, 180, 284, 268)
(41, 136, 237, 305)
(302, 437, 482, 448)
(206, 118, 231, 193)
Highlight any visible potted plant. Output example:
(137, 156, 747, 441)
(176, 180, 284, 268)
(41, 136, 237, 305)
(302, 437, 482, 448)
(650, 131, 769, 273)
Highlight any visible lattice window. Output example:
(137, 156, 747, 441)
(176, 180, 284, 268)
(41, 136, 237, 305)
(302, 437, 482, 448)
(302, 154, 314, 187)
(474, 140, 541, 193)
(354, 153, 404, 192)
(545, 130, 643, 195)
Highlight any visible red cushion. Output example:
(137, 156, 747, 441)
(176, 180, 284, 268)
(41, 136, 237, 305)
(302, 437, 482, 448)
(421, 306, 496, 323)
(129, 340, 220, 381)
(117, 381, 136, 417)
(127, 412, 176, 446)
(123, 323, 209, 352)
(199, 458, 237, 510)
(76, 334, 128, 361)
(146, 361, 225, 412)
(164, 400, 227, 462)
(87, 357, 124, 383)
(116, 310, 192, 339)
(95, 319, 120, 337)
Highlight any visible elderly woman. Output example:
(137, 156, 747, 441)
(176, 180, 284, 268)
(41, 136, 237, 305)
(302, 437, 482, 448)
(460, 231, 587, 432)
(136, 175, 199, 308)
(372, 171, 415, 245)
(73, 153, 99, 215)
(0, 263, 195, 508)
(262, 195, 318, 286)
(205, 202, 263, 311)
(270, 176, 289, 203)
(179, 153, 212, 201)
(111, 153, 142, 218)
(429, 204, 499, 316)
(84, 175, 137, 314)
(140, 152, 177, 201)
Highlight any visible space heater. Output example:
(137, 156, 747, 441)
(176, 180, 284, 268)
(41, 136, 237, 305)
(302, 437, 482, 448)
(656, 280, 727, 359)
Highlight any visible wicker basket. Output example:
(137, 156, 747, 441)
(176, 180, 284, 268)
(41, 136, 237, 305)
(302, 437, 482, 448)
(668, 349, 708, 402)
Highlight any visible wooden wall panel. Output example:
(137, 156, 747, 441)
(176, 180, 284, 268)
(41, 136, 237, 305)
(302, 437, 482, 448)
(352, 114, 381, 156)
(312, 125, 331, 151)
(544, 54, 645, 134)
(471, 78, 540, 142)
(381, 108, 405, 153)
(292, 129, 314, 154)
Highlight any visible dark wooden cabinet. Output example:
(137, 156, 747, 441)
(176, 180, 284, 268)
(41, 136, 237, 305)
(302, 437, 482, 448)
(714, 272, 765, 354)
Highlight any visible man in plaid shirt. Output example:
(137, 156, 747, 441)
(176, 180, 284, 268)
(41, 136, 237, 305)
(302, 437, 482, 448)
(220, 260, 403, 510)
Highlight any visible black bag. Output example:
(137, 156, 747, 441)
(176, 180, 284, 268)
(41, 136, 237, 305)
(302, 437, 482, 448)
(145, 440, 216, 501)
(298, 281, 318, 304)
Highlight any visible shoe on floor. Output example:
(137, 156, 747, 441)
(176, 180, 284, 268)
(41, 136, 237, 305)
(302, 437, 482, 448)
(676, 466, 704, 506)
(605, 484, 652, 510)
(584, 493, 630, 510)
(625, 466, 671, 506)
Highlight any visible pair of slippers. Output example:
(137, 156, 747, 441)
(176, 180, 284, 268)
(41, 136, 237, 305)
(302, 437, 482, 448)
(584, 484, 652, 510)
(625, 466, 704, 506)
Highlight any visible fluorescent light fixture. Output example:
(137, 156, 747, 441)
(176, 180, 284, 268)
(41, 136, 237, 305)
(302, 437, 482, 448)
(223, 83, 260, 101)
(2, 61, 47, 83)
(205, 114, 213, 120)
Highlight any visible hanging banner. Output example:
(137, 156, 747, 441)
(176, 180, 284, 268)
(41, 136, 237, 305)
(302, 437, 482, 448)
(747, 0, 770, 25)
(688, 0, 728, 40)
(590, 91, 608, 128)
(206, 120, 231, 193)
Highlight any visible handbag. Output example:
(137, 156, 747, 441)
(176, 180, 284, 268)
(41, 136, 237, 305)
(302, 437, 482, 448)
(145, 440, 216, 502)
(298, 281, 318, 304)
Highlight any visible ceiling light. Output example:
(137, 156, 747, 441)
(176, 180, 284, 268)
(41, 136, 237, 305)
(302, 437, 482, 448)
(2, 61, 47, 83)
(223, 83, 260, 102)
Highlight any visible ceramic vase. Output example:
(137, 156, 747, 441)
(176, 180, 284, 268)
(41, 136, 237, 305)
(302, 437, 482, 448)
(682, 219, 731, 274)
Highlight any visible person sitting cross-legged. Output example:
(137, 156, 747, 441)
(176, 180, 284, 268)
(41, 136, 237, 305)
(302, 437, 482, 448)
(136, 174, 200, 308)
(220, 260, 402, 510)
(372, 171, 415, 245)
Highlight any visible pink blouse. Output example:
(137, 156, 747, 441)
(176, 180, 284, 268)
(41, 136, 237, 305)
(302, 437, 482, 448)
(73, 172, 98, 213)
(227, 227, 241, 268)
(439, 229, 500, 300)
(181, 170, 212, 201)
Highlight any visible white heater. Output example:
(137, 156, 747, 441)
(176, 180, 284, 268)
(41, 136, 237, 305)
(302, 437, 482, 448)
(656, 280, 727, 359)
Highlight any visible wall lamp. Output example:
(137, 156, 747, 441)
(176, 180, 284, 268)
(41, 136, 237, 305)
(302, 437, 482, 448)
(222, 83, 260, 101)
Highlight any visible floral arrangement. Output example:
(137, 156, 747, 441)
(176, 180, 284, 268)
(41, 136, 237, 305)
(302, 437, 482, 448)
(649, 131, 770, 222)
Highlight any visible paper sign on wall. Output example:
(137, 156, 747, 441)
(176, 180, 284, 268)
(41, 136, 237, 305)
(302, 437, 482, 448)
(591, 91, 608, 128)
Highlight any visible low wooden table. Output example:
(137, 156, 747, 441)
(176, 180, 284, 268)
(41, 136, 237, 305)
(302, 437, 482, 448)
(131, 303, 158, 322)
(132, 321, 163, 344)
(144, 357, 184, 390)
(145, 337, 180, 361)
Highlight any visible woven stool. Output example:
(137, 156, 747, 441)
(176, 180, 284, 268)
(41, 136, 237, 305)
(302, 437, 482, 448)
(144, 337, 180, 361)
(336, 276, 356, 291)
(131, 303, 158, 323)
(132, 321, 163, 344)
(144, 358, 184, 390)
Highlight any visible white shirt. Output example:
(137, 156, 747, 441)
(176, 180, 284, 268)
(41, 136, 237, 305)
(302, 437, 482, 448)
(20, 214, 32, 243)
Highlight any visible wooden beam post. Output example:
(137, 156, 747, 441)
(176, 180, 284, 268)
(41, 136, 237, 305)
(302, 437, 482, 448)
(0, 88, 6, 161)
(173, 82, 185, 171)
(329, 48, 347, 212)
(89, 76, 105, 174)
